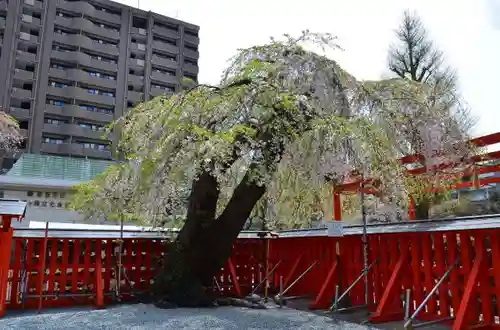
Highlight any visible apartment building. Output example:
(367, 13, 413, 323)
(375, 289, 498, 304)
(0, 0, 199, 163)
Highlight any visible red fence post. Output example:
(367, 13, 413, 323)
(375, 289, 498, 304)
(453, 233, 485, 330)
(283, 253, 303, 289)
(370, 237, 409, 323)
(37, 222, 49, 312)
(333, 192, 342, 221)
(0, 227, 14, 317)
(309, 254, 338, 309)
(226, 258, 241, 297)
(408, 197, 416, 220)
(95, 239, 104, 309)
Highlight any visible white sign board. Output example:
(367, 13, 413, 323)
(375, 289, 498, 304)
(327, 221, 345, 237)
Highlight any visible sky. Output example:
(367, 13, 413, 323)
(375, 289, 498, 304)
(116, 0, 500, 139)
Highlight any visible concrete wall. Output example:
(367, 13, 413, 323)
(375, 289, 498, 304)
(2, 187, 115, 228)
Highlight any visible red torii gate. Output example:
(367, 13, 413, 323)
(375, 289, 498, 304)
(331, 132, 500, 221)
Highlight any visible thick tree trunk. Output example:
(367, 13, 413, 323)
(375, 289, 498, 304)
(153, 171, 266, 307)
(414, 197, 430, 220)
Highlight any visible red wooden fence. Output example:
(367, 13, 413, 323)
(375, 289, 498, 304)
(0, 218, 499, 330)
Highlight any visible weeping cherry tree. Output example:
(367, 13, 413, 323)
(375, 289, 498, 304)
(70, 31, 474, 306)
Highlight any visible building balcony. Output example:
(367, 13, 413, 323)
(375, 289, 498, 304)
(57, 0, 122, 25)
(11, 88, 32, 100)
(53, 33, 119, 57)
(41, 142, 112, 159)
(184, 63, 199, 75)
(150, 86, 173, 98)
(127, 91, 143, 103)
(47, 86, 115, 106)
(19, 129, 29, 138)
(8, 107, 31, 120)
(51, 50, 118, 72)
(54, 16, 120, 41)
(127, 74, 144, 87)
(13, 68, 35, 81)
(48, 68, 117, 89)
(152, 41, 179, 54)
(151, 71, 177, 85)
(21, 14, 42, 27)
(130, 27, 147, 36)
(19, 32, 39, 44)
(130, 42, 146, 52)
(23, 0, 43, 10)
(184, 34, 200, 45)
(183, 48, 199, 60)
(128, 58, 145, 68)
(16, 50, 37, 63)
(151, 55, 178, 70)
(73, 144, 112, 159)
(43, 123, 109, 140)
(153, 26, 179, 39)
(45, 104, 113, 123)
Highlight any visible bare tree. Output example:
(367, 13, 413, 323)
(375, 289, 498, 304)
(387, 10, 475, 220)
(388, 10, 454, 84)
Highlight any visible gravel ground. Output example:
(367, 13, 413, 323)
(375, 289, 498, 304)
(0, 304, 378, 329)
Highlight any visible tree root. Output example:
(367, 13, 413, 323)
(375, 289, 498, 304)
(215, 297, 267, 309)
(154, 296, 267, 310)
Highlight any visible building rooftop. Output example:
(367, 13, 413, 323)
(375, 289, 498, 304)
(0, 154, 115, 190)
(7, 154, 114, 181)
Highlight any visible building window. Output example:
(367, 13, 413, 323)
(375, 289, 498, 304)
(27, 191, 34, 197)
(47, 99, 67, 107)
(185, 44, 198, 52)
(185, 29, 198, 38)
(184, 58, 197, 66)
(78, 123, 105, 132)
(50, 81, 68, 88)
(45, 118, 66, 125)
(43, 137, 65, 144)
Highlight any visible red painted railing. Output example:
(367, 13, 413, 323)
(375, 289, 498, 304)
(0, 220, 499, 330)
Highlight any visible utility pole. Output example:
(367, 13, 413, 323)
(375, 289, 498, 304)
(360, 174, 369, 310)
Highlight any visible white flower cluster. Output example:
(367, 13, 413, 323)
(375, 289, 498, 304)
(72, 31, 475, 228)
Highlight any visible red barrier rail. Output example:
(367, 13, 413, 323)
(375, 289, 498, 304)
(0, 220, 498, 330)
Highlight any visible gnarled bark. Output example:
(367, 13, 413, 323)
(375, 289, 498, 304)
(153, 171, 266, 307)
